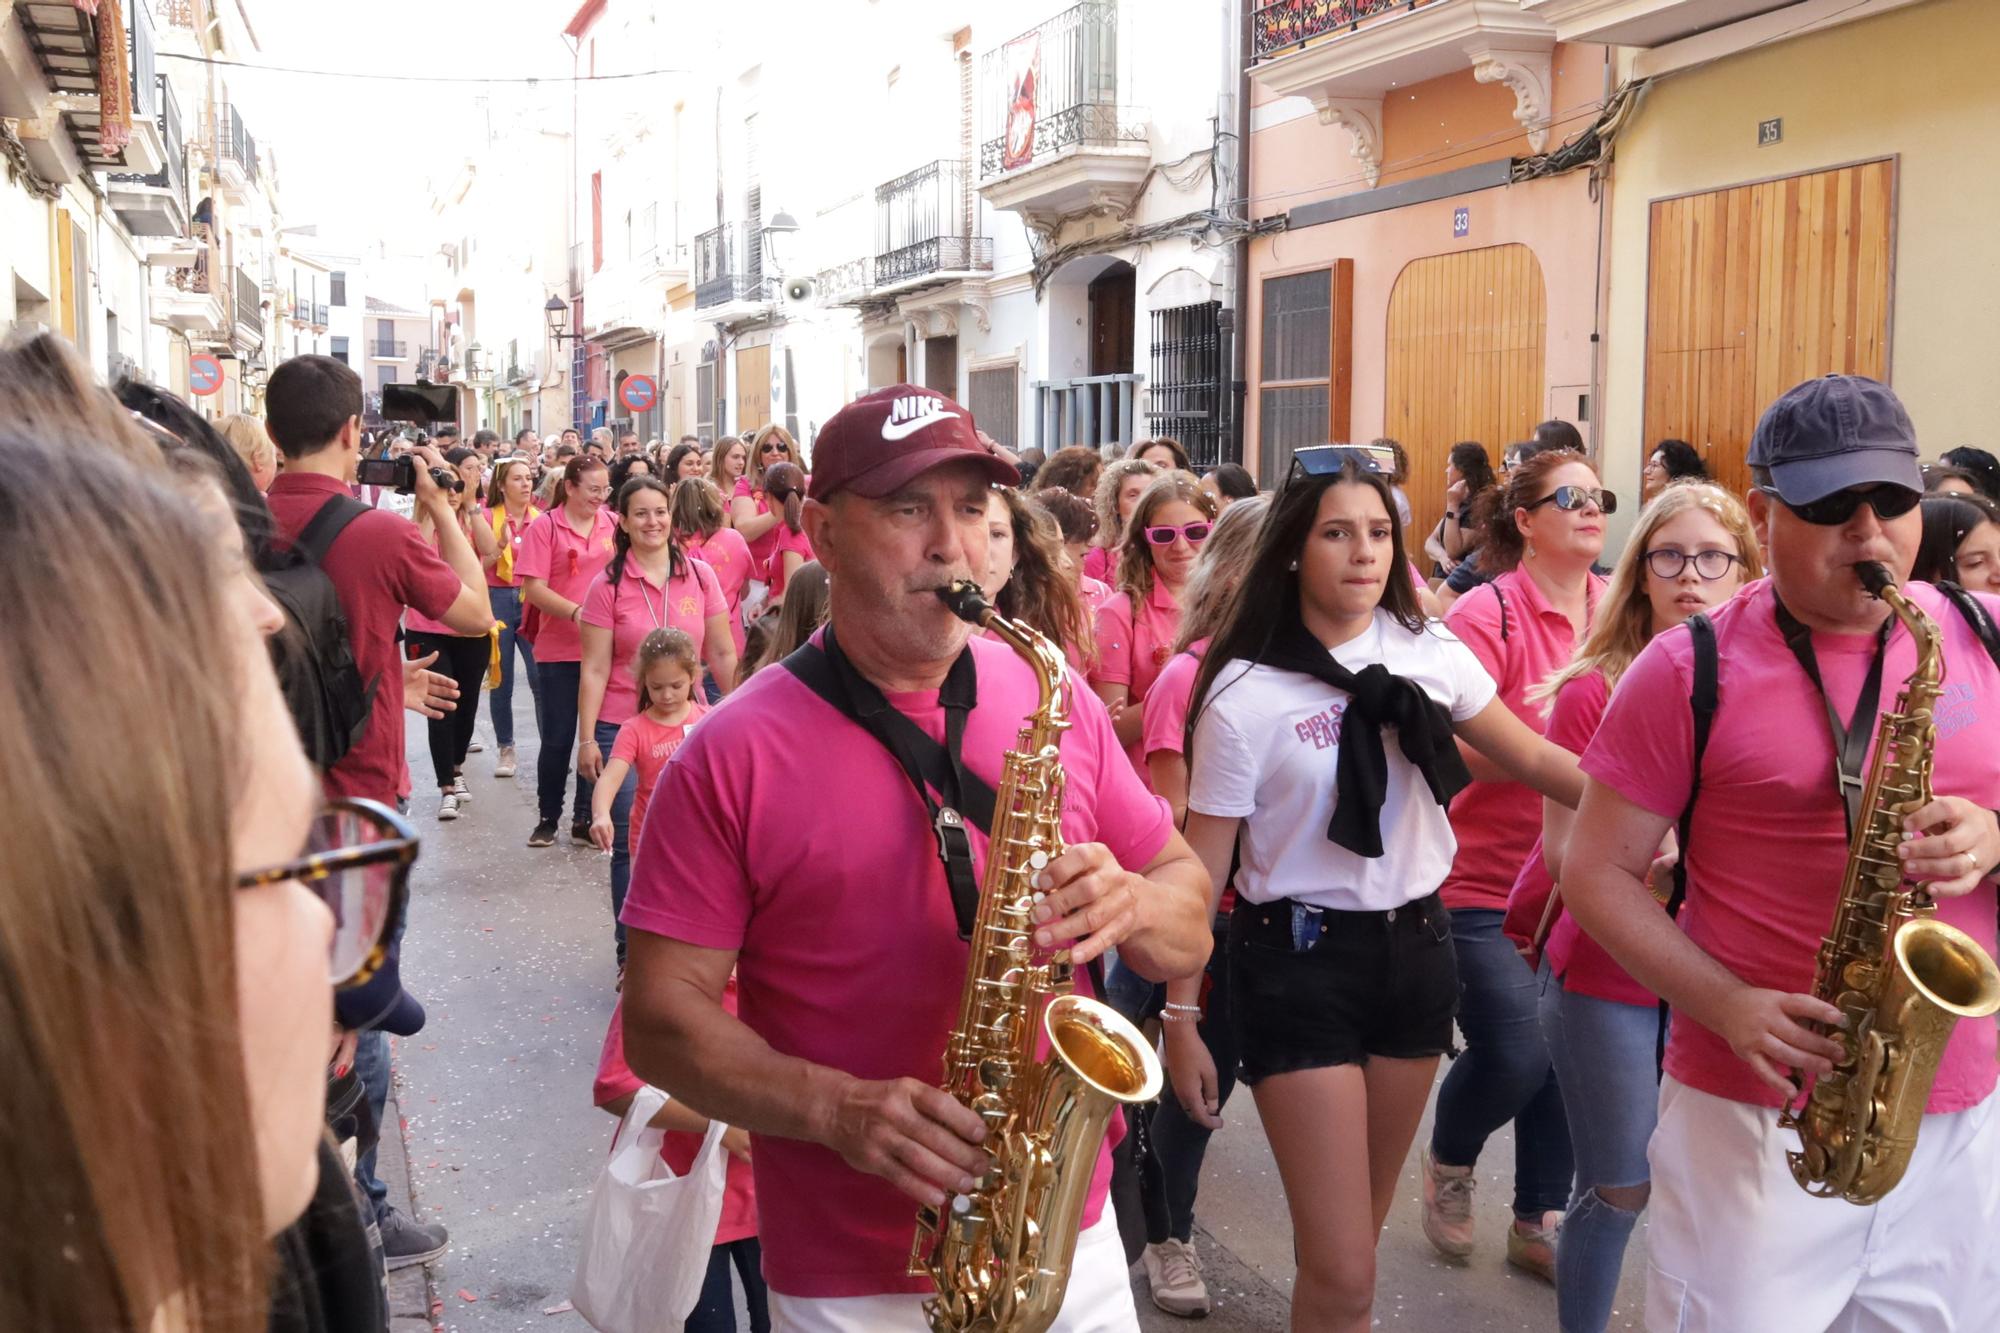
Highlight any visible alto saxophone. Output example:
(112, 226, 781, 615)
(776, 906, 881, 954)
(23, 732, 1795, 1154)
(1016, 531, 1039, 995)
(911, 580, 1163, 1333)
(1779, 562, 2000, 1204)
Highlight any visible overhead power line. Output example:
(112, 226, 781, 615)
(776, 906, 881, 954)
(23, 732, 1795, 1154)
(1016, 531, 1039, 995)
(155, 52, 690, 84)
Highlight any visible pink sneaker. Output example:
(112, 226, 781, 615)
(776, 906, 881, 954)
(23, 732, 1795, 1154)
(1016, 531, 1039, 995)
(1507, 1210, 1561, 1282)
(1421, 1147, 1476, 1259)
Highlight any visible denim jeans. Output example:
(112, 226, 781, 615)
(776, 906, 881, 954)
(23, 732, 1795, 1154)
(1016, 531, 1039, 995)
(535, 660, 589, 825)
(595, 719, 638, 964)
(488, 584, 539, 749)
(352, 1026, 391, 1222)
(684, 1237, 770, 1333)
(1430, 907, 1574, 1218)
(1147, 917, 1237, 1244)
(1539, 967, 1659, 1333)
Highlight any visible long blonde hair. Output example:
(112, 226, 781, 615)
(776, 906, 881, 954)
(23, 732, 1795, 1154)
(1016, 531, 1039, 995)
(1173, 494, 1270, 652)
(1115, 470, 1219, 604)
(1091, 457, 1160, 553)
(748, 423, 801, 489)
(1531, 482, 1764, 709)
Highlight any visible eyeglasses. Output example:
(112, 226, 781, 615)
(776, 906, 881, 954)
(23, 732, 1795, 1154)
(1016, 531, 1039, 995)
(1644, 548, 1743, 581)
(234, 800, 415, 989)
(1145, 522, 1212, 547)
(1758, 484, 1921, 526)
(1284, 444, 1394, 491)
(1525, 485, 1618, 515)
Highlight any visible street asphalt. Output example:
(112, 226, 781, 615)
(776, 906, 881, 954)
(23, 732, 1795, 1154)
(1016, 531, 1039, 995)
(382, 707, 1646, 1331)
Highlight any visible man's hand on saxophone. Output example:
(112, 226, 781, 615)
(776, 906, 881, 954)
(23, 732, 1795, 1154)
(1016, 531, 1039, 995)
(1896, 796, 2000, 895)
(1027, 836, 1211, 975)
(817, 1075, 990, 1209)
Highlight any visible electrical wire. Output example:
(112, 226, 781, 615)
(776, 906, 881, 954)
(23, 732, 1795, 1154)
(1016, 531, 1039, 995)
(154, 51, 691, 84)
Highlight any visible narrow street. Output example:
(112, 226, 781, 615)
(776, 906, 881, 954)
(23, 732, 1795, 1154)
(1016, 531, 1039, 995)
(388, 713, 1647, 1331)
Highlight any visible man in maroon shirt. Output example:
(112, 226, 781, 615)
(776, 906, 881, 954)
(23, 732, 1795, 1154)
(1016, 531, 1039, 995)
(265, 354, 492, 1269)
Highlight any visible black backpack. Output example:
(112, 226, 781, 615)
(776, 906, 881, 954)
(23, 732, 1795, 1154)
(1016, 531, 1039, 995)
(266, 496, 377, 770)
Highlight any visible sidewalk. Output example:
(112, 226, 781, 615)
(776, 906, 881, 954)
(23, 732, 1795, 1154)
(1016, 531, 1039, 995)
(380, 1069, 443, 1333)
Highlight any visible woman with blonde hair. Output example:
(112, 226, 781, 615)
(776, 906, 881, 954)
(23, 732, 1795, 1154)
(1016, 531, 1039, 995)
(1085, 456, 1161, 584)
(708, 435, 748, 509)
(1518, 482, 1760, 1333)
(219, 412, 278, 491)
(743, 560, 830, 678)
(730, 424, 805, 580)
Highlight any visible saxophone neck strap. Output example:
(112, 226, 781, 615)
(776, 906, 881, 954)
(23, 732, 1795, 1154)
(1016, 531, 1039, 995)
(780, 625, 994, 940)
(1772, 592, 1891, 838)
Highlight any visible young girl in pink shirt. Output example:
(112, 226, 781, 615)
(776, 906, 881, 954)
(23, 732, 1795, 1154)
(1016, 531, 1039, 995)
(591, 629, 707, 862)
(757, 462, 814, 606)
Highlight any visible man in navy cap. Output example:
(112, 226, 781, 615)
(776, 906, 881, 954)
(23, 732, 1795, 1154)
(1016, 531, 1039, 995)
(1564, 376, 2000, 1329)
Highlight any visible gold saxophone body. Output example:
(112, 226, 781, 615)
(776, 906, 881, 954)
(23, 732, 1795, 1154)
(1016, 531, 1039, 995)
(1778, 562, 2000, 1204)
(911, 580, 1163, 1332)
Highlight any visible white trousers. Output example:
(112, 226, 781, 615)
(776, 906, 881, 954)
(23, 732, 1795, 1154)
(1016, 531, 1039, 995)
(768, 1213, 1139, 1333)
(1646, 1075, 2000, 1332)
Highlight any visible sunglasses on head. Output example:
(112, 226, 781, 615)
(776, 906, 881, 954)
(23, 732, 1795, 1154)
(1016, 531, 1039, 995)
(1758, 484, 1921, 526)
(1284, 444, 1395, 490)
(234, 799, 415, 989)
(1144, 521, 1212, 547)
(1525, 485, 1617, 515)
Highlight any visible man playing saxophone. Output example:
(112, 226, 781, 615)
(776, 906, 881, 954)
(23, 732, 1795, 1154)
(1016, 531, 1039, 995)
(617, 385, 1212, 1332)
(1565, 375, 2000, 1332)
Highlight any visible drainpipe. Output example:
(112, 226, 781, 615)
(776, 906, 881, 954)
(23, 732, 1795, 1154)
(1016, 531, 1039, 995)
(1227, 0, 1253, 468)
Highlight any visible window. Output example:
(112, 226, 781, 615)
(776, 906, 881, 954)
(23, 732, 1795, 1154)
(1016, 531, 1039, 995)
(1257, 264, 1352, 484)
(330, 272, 346, 306)
(695, 359, 715, 441)
(1149, 301, 1227, 468)
(923, 336, 958, 398)
(331, 335, 349, 365)
(968, 363, 1019, 451)
(376, 364, 395, 391)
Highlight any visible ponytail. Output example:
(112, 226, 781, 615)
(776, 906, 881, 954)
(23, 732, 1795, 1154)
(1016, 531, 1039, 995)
(763, 461, 807, 535)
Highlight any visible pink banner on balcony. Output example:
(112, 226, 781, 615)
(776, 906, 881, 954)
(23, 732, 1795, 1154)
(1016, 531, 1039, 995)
(1001, 32, 1040, 171)
(92, 0, 134, 154)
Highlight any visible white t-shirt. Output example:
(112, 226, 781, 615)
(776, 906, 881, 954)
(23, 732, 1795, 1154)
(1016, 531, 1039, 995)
(1187, 608, 1496, 911)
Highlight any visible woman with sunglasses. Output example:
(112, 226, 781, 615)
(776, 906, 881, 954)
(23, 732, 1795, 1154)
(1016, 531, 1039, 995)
(0, 428, 413, 1332)
(406, 447, 500, 821)
(1421, 448, 1613, 1280)
(730, 425, 805, 583)
(1085, 457, 1162, 584)
(1515, 485, 1760, 1332)
(1913, 491, 2000, 593)
(1167, 448, 1582, 1333)
(1090, 471, 1220, 777)
(519, 456, 619, 849)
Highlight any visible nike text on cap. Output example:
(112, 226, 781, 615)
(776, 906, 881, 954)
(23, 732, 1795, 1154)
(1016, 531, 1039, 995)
(806, 384, 1021, 502)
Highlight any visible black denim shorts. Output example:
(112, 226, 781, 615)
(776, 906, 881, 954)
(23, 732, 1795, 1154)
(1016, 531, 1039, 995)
(1226, 892, 1459, 1084)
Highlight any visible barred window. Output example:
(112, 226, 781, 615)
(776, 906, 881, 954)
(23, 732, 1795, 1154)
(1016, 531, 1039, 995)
(968, 363, 1019, 451)
(1259, 270, 1337, 484)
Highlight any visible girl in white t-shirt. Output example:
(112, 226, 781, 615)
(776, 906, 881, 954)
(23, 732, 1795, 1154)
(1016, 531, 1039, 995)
(1165, 447, 1585, 1333)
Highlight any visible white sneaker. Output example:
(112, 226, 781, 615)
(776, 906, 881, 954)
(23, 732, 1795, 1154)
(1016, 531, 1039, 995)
(495, 745, 517, 778)
(1141, 1238, 1212, 1318)
(452, 774, 471, 803)
(467, 739, 484, 753)
(437, 793, 460, 822)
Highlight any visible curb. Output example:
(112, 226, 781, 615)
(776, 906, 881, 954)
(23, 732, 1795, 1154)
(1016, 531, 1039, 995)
(381, 1064, 443, 1331)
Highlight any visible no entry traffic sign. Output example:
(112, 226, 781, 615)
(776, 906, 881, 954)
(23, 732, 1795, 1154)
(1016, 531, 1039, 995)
(189, 353, 224, 397)
(620, 374, 658, 414)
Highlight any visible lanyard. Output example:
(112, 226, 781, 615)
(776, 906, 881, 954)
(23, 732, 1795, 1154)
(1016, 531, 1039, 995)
(1773, 594, 1892, 837)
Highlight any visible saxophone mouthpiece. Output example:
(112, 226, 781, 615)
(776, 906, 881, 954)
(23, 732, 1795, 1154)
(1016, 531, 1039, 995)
(936, 579, 994, 627)
(1856, 562, 1896, 599)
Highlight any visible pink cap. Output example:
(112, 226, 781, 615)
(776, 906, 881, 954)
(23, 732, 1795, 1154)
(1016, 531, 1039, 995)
(806, 385, 1019, 501)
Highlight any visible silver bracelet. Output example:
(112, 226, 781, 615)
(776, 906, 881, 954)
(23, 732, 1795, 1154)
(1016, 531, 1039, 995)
(1162, 1001, 1202, 1014)
(1161, 1010, 1200, 1024)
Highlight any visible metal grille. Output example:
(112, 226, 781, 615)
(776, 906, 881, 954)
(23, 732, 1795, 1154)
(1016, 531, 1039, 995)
(570, 299, 586, 431)
(1259, 386, 1331, 483)
(1262, 271, 1331, 381)
(875, 160, 993, 288)
(1251, 0, 1433, 62)
(1148, 301, 1229, 469)
(968, 364, 1020, 451)
(695, 359, 715, 439)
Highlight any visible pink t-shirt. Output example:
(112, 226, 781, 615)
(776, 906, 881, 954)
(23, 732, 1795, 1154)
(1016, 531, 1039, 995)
(733, 476, 781, 568)
(405, 519, 481, 638)
(1141, 640, 1207, 765)
(611, 704, 707, 854)
(685, 528, 755, 657)
(1082, 544, 1114, 584)
(1440, 566, 1604, 911)
(581, 556, 726, 727)
(764, 523, 815, 600)
(1534, 671, 1655, 1007)
(1079, 575, 1115, 611)
(619, 632, 1173, 1298)
(1582, 579, 2000, 1113)
(593, 988, 757, 1246)
(515, 505, 618, 663)
(485, 504, 541, 588)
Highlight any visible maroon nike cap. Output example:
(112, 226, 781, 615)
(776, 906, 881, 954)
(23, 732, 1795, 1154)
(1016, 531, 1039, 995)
(806, 384, 1018, 501)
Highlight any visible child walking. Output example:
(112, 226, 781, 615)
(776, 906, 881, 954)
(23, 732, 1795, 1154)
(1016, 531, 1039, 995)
(590, 629, 707, 861)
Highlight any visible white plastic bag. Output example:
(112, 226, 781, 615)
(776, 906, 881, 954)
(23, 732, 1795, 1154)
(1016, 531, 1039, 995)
(570, 1085, 730, 1332)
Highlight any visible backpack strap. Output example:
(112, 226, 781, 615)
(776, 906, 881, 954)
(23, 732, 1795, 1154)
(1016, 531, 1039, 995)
(1658, 611, 1719, 1074)
(292, 495, 371, 565)
(1937, 581, 2000, 674)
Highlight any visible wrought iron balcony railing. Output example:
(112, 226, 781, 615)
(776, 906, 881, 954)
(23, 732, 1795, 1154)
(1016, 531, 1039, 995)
(105, 74, 185, 215)
(694, 224, 766, 309)
(314, 303, 329, 326)
(874, 159, 994, 287)
(159, 0, 198, 29)
(815, 257, 873, 305)
(233, 267, 262, 338)
(979, 0, 1144, 178)
(220, 103, 258, 182)
(1251, 0, 1438, 62)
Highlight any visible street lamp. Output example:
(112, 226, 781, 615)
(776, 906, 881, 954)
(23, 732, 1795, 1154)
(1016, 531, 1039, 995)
(545, 295, 583, 343)
(762, 209, 800, 276)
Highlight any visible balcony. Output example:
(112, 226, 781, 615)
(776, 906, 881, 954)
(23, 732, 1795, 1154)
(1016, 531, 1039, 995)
(105, 75, 188, 237)
(693, 224, 770, 319)
(815, 257, 874, 307)
(14, 0, 167, 174)
(313, 303, 330, 328)
(233, 266, 264, 346)
(1249, 0, 1556, 185)
(978, 1, 1151, 228)
(1518, 0, 1804, 46)
(371, 339, 410, 360)
(873, 160, 995, 296)
(218, 103, 259, 198)
(157, 243, 224, 333)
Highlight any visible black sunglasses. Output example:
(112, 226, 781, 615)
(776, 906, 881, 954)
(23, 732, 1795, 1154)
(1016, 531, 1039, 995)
(1284, 444, 1395, 490)
(1758, 484, 1921, 526)
(234, 799, 415, 989)
(1525, 485, 1617, 515)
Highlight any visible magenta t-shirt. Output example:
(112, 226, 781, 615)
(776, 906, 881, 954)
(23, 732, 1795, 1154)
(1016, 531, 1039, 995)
(619, 632, 1174, 1298)
(610, 704, 706, 853)
(1141, 639, 1207, 764)
(1092, 579, 1184, 778)
(1440, 566, 1603, 911)
(685, 528, 754, 657)
(764, 523, 815, 600)
(733, 476, 781, 568)
(1583, 578, 2000, 1113)
(581, 556, 726, 727)
(515, 505, 618, 663)
(1083, 544, 1114, 584)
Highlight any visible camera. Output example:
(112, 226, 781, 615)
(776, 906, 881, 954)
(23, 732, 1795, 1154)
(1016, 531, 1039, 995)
(356, 456, 460, 495)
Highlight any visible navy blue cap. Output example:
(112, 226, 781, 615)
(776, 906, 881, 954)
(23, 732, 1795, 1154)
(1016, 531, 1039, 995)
(1747, 375, 1922, 505)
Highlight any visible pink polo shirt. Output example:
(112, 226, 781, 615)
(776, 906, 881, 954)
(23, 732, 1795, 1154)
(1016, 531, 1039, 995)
(515, 505, 618, 663)
(1583, 579, 2000, 1112)
(1440, 566, 1603, 911)
(1083, 545, 1115, 584)
(764, 523, 815, 601)
(620, 631, 1173, 1298)
(485, 504, 540, 589)
(1532, 670, 1655, 1007)
(684, 527, 754, 657)
(404, 520, 481, 639)
(1092, 579, 1185, 777)
(1141, 639, 1208, 766)
(1079, 575, 1115, 612)
(581, 556, 726, 727)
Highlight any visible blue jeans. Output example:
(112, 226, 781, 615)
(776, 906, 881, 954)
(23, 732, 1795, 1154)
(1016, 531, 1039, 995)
(595, 719, 638, 964)
(535, 660, 589, 826)
(1147, 918, 1237, 1244)
(1430, 907, 1573, 1218)
(489, 585, 539, 749)
(1540, 967, 1659, 1333)
(352, 1026, 391, 1221)
(684, 1237, 769, 1333)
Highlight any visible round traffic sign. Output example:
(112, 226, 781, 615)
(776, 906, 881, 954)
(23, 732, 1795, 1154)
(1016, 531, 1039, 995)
(620, 374, 658, 413)
(189, 353, 224, 397)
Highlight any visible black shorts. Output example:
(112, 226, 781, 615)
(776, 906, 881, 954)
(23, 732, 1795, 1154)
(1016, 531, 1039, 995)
(1227, 892, 1458, 1084)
